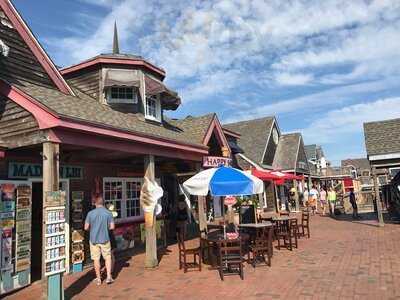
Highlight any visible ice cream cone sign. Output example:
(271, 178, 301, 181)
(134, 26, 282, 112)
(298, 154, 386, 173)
(140, 177, 164, 228)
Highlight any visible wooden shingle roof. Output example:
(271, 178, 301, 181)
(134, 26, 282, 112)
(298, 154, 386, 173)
(11, 79, 213, 148)
(273, 133, 300, 171)
(364, 118, 400, 156)
(224, 117, 274, 164)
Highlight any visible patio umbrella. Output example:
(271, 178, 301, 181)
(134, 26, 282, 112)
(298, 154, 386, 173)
(183, 166, 264, 196)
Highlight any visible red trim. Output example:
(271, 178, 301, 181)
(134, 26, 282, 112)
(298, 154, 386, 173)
(1, 80, 208, 155)
(0, 0, 74, 95)
(49, 128, 204, 161)
(0, 80, 60, 128)
(61, 57, 166, 79)
(203, 116, 231, 156)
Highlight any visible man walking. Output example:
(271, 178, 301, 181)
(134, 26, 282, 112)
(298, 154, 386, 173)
(85, 193, 115, 285)
(349, 189, 359, 219)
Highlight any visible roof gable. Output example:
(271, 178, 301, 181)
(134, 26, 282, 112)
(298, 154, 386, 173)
(273, 133, 300, 171)
(224, 116, 274, 164)
(0, 0, 73, 94)
(273, 133, 309, 173)
(364, 118, 400, 157)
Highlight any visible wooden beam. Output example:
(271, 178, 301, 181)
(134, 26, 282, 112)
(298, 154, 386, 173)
(372, 167, 385, 227)
(42, 142, 61, 299)
(144, 155, 158, 268)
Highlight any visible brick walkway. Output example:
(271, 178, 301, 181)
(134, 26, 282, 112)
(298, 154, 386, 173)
(5, 213, 400, 300)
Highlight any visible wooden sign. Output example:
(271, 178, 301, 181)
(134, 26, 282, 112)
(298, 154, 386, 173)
(202, 156, 232, 168)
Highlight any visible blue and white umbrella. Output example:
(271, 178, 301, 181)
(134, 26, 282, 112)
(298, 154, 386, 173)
(183, 166, 264, 196)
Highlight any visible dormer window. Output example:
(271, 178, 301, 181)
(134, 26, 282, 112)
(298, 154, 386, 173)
(107, 87, 138, 104)
(145, 95, 161, 122)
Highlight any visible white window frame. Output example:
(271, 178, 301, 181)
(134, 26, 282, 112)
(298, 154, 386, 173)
(103, 177, 143, 222)
(106, 87, 138, 104)
(389, 167, 400, 178)
(145, 95, 161, 122)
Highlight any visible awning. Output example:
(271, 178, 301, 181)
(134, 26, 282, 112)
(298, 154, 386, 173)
(104, 69, 140, 88)
(251, 169, 303, 184)
(145, 75, 181, 110)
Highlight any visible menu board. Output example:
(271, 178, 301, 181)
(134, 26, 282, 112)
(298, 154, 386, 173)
(44, 191, 67, 277)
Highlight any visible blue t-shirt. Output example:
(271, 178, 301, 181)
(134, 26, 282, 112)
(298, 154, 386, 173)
(85, 207, 114, 244)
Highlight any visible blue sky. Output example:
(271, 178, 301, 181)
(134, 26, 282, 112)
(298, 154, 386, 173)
(13, 0, 400, 165)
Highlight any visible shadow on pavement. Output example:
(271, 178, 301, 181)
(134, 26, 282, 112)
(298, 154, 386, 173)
(330, 211, 400, 227)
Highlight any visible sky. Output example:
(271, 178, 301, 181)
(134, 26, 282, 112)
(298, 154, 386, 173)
(12, 0, 400, 165)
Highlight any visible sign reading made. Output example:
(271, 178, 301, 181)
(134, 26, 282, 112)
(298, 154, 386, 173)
(9, 163, 83, 179)
(202, 156, 232, 168)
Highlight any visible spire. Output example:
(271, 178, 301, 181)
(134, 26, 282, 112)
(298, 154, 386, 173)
(113, 21, 120, 54)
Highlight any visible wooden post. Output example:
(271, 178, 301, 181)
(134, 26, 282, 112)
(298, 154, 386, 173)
(372, 167, 384, 227)
(293, 180, 299, 211)
(274, 182, 279, 212)
(144, 155, 158, 268)
(42, 142, 62, 300)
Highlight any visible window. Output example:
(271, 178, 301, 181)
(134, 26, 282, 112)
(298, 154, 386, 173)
(361, 170, 370, 177)
(378, 175, 387, 186)
(390, 168, 400, 179)
(103, 178, 142, 220)
(145, 95, 161, 122)
(107, 87, 138, 104)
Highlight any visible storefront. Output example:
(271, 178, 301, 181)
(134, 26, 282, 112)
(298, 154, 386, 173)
(0, 1, 231, 296)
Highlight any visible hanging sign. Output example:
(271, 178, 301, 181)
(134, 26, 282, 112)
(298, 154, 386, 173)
(202, 156, 232, 168)
(8, 163, 83, 179)
(224, 196, 237, 206)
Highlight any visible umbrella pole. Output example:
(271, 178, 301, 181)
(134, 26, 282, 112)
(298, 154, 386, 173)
(198, 196, 207, 236)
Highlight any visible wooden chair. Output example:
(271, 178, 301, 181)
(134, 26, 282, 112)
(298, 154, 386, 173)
(248, 227, 273, 268)
(177, 229, 202, 273)
(218, 239, 244, 280)
(289, 218, 298, 249)
(279, 211, 290, 216)
(298, 211, 310, 238)
(275, 219, 297, 251)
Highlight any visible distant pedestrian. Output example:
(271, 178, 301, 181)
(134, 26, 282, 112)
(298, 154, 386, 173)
(328, 187, 337, 217)
(289, 186, 297, 211)
(349, 189, 359, 219)
(107, 204, 118, 274)
(176, 195, 188, 234)
(85, 193, 115, 285)
(309, 186, 319, 215)
(319, 187, 327, 216)
(302, 188, 309, 208)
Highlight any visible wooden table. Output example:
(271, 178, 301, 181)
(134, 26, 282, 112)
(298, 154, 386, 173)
(201, 232, 249, 267)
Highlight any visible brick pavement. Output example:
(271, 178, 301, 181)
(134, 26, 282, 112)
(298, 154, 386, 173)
(4, 213, 400, 300)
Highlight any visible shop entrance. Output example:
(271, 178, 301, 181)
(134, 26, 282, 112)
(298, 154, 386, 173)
(30, 179, 70, 282)
(31, 182, 43, 282)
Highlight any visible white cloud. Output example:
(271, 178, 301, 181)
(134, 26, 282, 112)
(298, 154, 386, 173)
(48, 0, 400, 89)
(301, 97, 400, 145)
(274, 72, 314, 86)
(222, 77, 400, 123)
